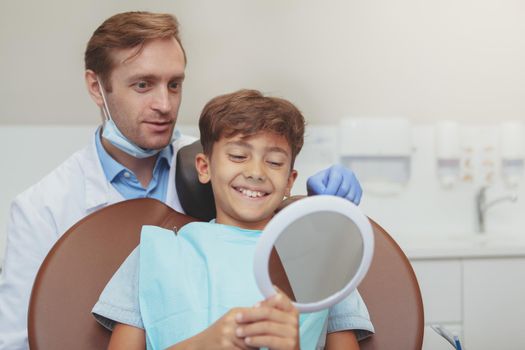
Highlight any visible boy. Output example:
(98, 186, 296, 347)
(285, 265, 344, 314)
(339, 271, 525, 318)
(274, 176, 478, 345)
(93, 90, 373, 349)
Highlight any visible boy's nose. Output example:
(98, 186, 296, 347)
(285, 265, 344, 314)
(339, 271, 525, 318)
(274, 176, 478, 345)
(244, 162, 266, 182)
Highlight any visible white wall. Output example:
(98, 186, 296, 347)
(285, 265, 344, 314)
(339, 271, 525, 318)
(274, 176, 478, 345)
(0, 126, 95, 263)
(1, 0, 524, 126)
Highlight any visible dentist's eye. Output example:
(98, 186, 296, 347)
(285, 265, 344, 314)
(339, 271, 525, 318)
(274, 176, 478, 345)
(228, 154, 246, 162)
(169, 81, 180, 90)
(133, 81, 150, 91)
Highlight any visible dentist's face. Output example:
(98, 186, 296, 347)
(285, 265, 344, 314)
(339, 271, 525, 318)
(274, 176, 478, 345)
(196, 133, 298, 230)
(102, 37, 186, 150)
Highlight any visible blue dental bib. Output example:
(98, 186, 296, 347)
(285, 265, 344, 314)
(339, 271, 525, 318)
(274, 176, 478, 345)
(139, 222, 327, 350)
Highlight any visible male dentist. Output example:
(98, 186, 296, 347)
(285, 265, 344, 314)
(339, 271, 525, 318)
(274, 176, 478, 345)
(0, 11, 362, 349)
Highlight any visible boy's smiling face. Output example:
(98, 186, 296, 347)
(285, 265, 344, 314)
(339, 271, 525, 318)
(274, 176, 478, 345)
(196, 132, 298, 230)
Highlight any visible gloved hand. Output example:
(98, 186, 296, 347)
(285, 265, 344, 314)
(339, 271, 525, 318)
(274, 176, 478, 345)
(306, 164, 362, 205)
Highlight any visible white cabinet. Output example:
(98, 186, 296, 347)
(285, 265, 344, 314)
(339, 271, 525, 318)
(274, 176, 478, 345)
(412, 260, 462, 324)
(411, 257, 525, 350)
(411, 260, 463, 350)
(463, 258, 525, 350)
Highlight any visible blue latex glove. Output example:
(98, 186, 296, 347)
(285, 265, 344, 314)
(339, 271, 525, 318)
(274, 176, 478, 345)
(306, 164, 363, 205)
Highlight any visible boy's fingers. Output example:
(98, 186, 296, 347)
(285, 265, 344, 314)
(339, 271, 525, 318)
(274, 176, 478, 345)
(260, 291, 295, 312)
(236, 305, 295, 325)
(236, 320, 296, 339)
(216, 308, 257, 350)
(244, 335, 297, 349)
(231, 329, 254, 350)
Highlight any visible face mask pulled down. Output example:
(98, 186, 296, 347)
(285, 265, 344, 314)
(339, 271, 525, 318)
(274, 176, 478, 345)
(97, 79, 180, 159)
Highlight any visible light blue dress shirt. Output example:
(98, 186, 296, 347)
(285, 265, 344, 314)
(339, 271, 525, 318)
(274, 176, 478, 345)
(95, 128, 173, 202)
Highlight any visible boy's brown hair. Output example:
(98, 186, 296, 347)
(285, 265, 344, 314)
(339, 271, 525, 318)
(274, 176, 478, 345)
(85, 11, 186, 91)
(199, 89, 305, 166)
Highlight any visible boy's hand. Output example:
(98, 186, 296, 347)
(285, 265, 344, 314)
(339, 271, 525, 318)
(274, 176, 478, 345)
(235, 291, 300, 350)
(195, 307, 257, 350)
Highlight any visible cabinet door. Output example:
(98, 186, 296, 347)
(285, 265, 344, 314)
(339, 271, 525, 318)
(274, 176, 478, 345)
(463, 258, 525, 350)
(411, 260, 462, 323)
(411, 260, 463, 349)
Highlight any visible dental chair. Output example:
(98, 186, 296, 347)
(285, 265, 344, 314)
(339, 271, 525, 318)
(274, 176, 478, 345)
(28, 141, 424, 350)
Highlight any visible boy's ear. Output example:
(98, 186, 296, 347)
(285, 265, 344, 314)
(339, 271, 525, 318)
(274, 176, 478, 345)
(285, 169, 298, 197)
(195, 153, 211, 184)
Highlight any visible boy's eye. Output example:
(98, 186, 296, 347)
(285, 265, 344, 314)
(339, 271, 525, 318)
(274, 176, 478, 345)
(267, 160, 284, 167)
(169, 81, 180, 90)
(228, 154, 246, 162)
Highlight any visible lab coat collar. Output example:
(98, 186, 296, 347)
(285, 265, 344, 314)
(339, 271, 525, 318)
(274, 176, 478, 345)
(81, 129, 193, 215)
(84, 131, 123, 212)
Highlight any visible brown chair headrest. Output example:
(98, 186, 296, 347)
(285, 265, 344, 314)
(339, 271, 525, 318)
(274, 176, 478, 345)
(175, 140, 216, 221)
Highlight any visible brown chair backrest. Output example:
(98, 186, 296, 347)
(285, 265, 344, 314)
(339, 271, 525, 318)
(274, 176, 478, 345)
(28, 199, 424, 350)
(359, 219, 424, 350)
(28, 199, 198, 350)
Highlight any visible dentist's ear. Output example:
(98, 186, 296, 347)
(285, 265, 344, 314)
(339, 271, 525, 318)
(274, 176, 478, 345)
(84, 70, 104, 108)
(195, 153, 211, 184)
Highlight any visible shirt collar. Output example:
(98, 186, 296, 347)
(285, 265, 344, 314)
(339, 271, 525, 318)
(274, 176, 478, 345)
(156, 140, 174, 169)
(95, 127, 173, 183)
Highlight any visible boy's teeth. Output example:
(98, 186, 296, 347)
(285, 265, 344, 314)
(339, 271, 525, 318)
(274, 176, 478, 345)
(238, 188, 264, 198)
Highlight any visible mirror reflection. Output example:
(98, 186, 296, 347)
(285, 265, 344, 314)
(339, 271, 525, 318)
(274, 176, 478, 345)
(268, 211, 364, 304)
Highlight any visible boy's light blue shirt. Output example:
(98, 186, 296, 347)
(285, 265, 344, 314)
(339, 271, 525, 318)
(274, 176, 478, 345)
(95, 128, 173, 202)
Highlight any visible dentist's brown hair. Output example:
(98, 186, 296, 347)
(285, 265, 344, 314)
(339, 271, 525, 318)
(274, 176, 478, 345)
(85, 11, 186, 91)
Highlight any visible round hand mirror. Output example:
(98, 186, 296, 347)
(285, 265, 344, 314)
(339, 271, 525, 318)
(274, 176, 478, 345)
(253, 195, 374, 313)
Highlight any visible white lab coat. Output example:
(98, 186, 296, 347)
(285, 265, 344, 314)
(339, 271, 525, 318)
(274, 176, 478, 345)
(0, 132, 195, 350)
